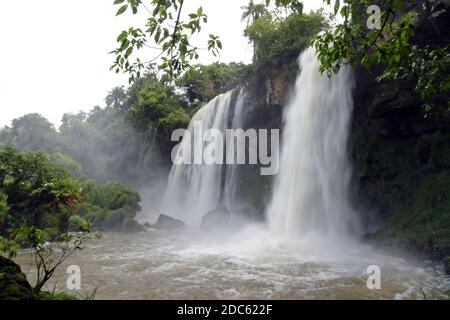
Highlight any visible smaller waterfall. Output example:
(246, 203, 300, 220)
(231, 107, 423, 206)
(267, 47, 360, 241)
(161, 89, 246, 225)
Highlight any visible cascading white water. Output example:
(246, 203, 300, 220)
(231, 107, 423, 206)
(161, 89, 246, 225)
(223, 92, 246, 211)
(267, 47, 359, 241)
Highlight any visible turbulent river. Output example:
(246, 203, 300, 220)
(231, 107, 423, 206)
(15, 226, 449, 300)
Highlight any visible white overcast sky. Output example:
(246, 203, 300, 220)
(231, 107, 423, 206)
(0, 0, 324, 128)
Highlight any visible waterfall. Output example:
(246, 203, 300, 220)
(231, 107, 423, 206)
(267, 47, 359, 241)
(161, 89, 246, 225)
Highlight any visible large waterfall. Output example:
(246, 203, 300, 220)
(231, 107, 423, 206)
(161, 89, 246, 225)
(267, 47, 359, 241)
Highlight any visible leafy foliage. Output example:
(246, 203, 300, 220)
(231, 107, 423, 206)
(0, 147, 143, 234)
(0, 73, 192, 186)
(2, 114, 58, 153)
(12, 225, 92, 293)
(379, 171, 450, 258)
(110, 0, 305, 81)
(242, 8, 326, 95)
(111, 0, 222, 81)
(99, 181, 141, 212)
(176, 62, 248, 106)
(58, 108, 151, 185)
(0, 191, 8, 231)
(0, 148, 82, 233)
(0, 235, 18, 259)
(378, 44, 450, 114)
(47, 153, 84, 179)
(128, 75, 184, 127)
(241, 0, 269, 28)
(125, 74, 190, 155)
(245, 11, 325, 65)
(74, 179, 143, 232)
(313, 0, 450, 113)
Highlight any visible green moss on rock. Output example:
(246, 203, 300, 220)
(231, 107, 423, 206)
(0, 256, 32, 300)
(377, 171, 450, 259)
(416, 131, 450, 168)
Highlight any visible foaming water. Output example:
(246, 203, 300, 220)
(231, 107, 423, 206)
(15, 228, 449, 300)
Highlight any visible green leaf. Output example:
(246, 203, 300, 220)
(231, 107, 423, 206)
(334, 0, 340, 14)
(125, 47, 133, 58)
(116, 4, 128, 16)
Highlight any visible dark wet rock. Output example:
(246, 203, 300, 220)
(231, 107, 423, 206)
(153, 214, 186, 231)
(201, 205, 232, 229)
(347, 4, 450, 274)
(122, 218, 145, 233)
(143, 222, 152, 229)
(0, 256, 33, 300)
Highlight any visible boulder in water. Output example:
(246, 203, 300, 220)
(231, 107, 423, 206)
(122, 218, 145, 233)
(201, 205, 231, 229)
(143, 222, 152, 229)
(153, 214, 186, 231)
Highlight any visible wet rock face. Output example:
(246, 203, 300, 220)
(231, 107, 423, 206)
(153, 214, 186, 231)
(350, 2, 450, 231)
(351, 69, 441, 228)
(264, 71, 289, 107)
(0, 256, 33, 300)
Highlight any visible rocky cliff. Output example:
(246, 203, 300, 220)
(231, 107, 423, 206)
(350, 2, 450, 261)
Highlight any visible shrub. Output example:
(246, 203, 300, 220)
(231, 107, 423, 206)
(0, 148, 82, 233)
(245, 12, 326, 66)
(176, 62, 248, 106)
(68, 215, 89, 232)
(47, 153, 84, 178)
(75, 180, 143, 231)
(99, 182, 141, 214)
(0, 192, 8, 233)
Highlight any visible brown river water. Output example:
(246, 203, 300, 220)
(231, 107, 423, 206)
(14, 224, 450, 300)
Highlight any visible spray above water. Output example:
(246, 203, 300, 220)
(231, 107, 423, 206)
(267, 47, 359, 241)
